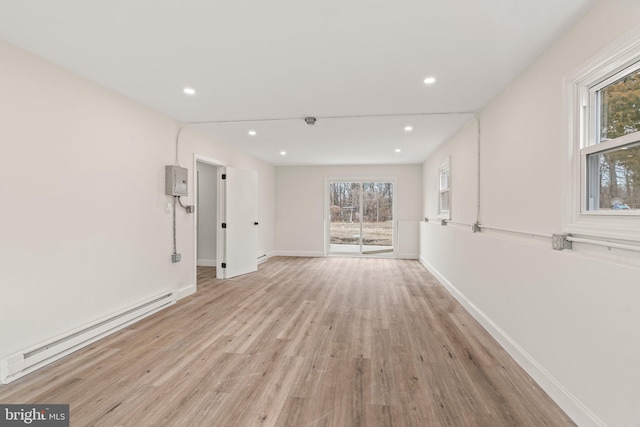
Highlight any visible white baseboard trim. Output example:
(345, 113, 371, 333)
(398, 252, 419, 260)
(273, 251, 420, 259)
(418, 256, 607, 427)
(273, 251, 325, 257)
(176, 284, 196, 300)
(197, 259, 216, 267)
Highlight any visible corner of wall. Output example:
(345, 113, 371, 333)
(175, 284, 196, 300)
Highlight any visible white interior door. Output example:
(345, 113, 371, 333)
(222, 167, 258, 279)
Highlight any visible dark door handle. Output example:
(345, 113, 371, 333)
(254, 222, 259, 225)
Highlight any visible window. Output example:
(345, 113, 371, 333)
(438, 160, 450, 220)
(567, 27, 640, 240)
(585, 64, 640, 212)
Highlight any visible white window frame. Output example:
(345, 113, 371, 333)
(438, 159, 451, 220)
(324, 176, 398, 257)
(565, 26, 640, 241)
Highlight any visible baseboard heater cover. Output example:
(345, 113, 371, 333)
(0, 291, 176, 384)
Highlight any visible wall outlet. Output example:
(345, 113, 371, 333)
(172, 253, 182, 263)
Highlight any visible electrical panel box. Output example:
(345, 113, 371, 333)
(165, 165, 188, 196)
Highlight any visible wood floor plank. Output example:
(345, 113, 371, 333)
(0, 257, 575, 426)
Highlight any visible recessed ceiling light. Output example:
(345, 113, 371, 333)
(423, 77, 436, 85)
(248, 130, 257, 136)
(404, 126, 413, 132)
(280, 151, 287, 156)
(395, 148, 402, 153)
(183, 87, 196, 95)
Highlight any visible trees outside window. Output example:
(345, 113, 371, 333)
(587, 66, 640, 211)
(566, 28, 640, 241)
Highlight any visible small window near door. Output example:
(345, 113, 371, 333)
(438, 159, 450, 220)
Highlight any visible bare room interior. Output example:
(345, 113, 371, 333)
(1, 1, 639, 426)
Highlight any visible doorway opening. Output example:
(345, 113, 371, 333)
(196, 161, 218, 270)
(194, 156, 225, 285)
(326, 179, 396, 256)
(194, 155, 259, 285)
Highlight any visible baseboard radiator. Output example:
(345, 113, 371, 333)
(0, 291, 176, 384)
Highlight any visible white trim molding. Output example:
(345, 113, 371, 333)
(273, 251, 325, 257)
(437, 157, 451, 220)
(564, 25, 640, 242)
(418, 257, 607, 427)
(175, 284, 196, 300)
(397, 252, 419, 259)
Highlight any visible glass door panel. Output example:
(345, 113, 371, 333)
(329, 182, 362, 253)
(362, 182, 393, 254)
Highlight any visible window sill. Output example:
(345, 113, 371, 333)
(566, 222, 640, 244)
(579, 211, 640, 217)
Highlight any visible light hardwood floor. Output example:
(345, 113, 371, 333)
(0, 257, 574, 426)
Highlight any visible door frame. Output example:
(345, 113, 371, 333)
(324, 176, 398, 257)
(194, 154, 226, 283)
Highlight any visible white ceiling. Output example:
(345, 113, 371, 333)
(0, 0, 597, 166)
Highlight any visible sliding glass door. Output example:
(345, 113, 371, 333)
(328, 180, 394, 256)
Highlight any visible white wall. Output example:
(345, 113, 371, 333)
(0, 40, 275, 359)
(420, 2, 640, 426)
(197, 161, 217, 266)
(181, 129, 276, 264)
(423, 119, 479, 225)
(276, 165, 422, 258)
